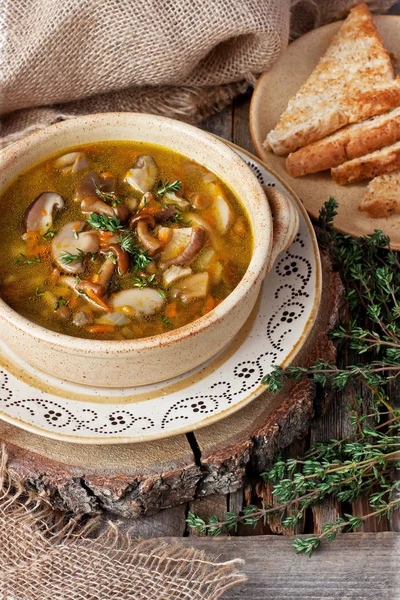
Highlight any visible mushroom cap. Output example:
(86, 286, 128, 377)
(112, 288, 165, 318)
(54, 152, 89, 173)
(124, 155, 158, 193)
(52, 221, 99, 274)
(24, 192, 65, 235)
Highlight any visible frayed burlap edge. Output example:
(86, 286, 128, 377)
(0, 81, 249, 150)
(0, 445, 246, 600)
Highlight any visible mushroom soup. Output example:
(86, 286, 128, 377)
(0, 142, 253, 340)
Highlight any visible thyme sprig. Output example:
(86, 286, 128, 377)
(187, 198, 400, 555)
(87, 213, 123, 233)
(157, 179, 181, 196)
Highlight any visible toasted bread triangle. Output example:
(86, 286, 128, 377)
(266, 3, 400, 156)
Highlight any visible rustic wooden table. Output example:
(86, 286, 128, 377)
(121, 91, 400, 598)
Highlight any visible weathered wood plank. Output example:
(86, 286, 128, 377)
(200, 105, 233, 141)
(177, 532, 400, 599)
(188, 494, 227, 536)
(233, 94, 254, 153)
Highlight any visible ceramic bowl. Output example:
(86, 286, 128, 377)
(0, 113, 298, 387)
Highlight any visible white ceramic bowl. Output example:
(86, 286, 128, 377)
(0, 113, 298, 387)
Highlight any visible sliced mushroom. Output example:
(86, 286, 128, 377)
(172, 272, 209, 303)
(161, 226, 205, 269)
(95, 312, 130, 327)
(186, 213, 222, 251)
(73, 310, 94, 328)
(137, 220, 162, 256)
(205, 182, 234, 233)
(189, 193, 211, 210)
(96, 256, 116, 289)
(103, 244, 129, 275)
(124, 155, 158, 193)
(163, 191, 190, 211)
(54, 152, 89, 173)
(52, 221, 99, 274)
(159, 227, 193, 262)
(59, 276, 108, 312)
(112, 288, 165, 318)
(25, 192, 65, 235)
(212, 194, 234, 233)
(154, 206, 179, 222)
(129, 212, 156, 229)
(75, 172, 130, 223)
(163, 265, 192, 287)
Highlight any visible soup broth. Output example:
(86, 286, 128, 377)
(0, 142, 253, 340)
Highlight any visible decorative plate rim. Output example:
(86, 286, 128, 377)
(0, 143, 321, 444)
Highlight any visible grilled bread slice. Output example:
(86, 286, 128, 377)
(360, 170, 400, 217)
(265, 3, 400, 156)
(331, 140, 400, 185)
(286, 107, 400, 177)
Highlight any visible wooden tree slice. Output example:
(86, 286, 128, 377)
(0, 252, 342, 517)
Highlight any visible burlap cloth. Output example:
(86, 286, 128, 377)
(0, 1, 397, 598)
(0, 0, 396, 149)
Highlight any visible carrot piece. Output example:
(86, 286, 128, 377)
(101, 172, 114, 179)
(28, 244, 48, 257)
(204, 214, 216, 227)
(85, 324, 115, 334)
(99, 231, 114, 245)
(85, 288, 111, 312)
(92, 274, 100, 283)
(22, 231, 40, 241)
(72, 223, 81, 232)
(201, 295, 215, 315)
(165, 302, 177, 318)
(158, 229, 171, 244)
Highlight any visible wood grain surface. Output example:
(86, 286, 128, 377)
(178, 533, 400, 599)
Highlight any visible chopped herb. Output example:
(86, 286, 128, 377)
(162, 316, 172, 327)
(117, 233, 151, 271)
(158, 289, 167, 299)
(14, 253, 41, 265)
(35, 288, 45, 297)
(73, 230, 79, 240)
(118, 233, 134, 253)
(75, 275, 82, 284)
(43, 229, 56, 240)
(60, 248, 85, 265)
(168, 212, 191, 226)
(54, 296, 68, 311)
(157, 180, 182, 196)
(132, 273, 157, 289)
(87, 213, 122, 233)
(93, 179, 122, 206)
(104, 251, 117, 264)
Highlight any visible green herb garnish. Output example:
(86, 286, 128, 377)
(162, 316, 172, 327)
(95, 186, 122, 207)
(14, 254, 41, 265)
(42, 229, 56, 240)
(87, 213, 122, 233)
(60, 248, 85, 265)
(35, 288, 45, 297)
(118, 233, 151, 271)
(132, 273, 157, 289)
(158, 289, 167, 299)
(187, 198, 400, 556)
(54, 296, 68, 311)
(157, 180, 182, 196)
(168, 212, 191, 226)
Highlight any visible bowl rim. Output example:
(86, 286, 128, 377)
(0, 112, 272, 354)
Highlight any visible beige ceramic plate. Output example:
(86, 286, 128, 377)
(250, 15, 400, 250)
(0, 145, 321, 444)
